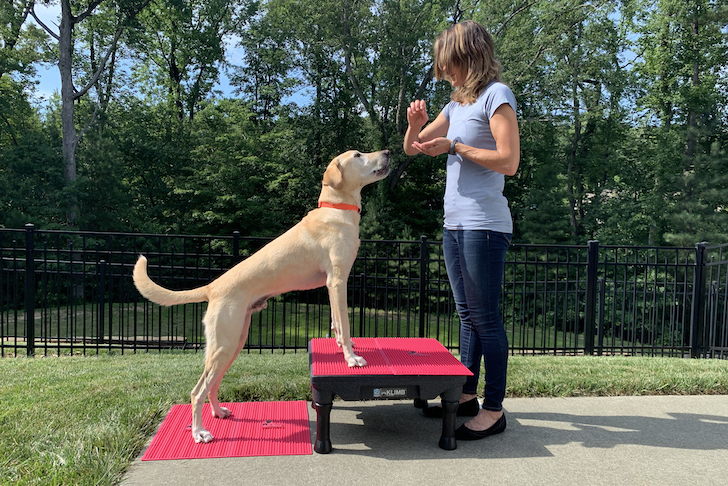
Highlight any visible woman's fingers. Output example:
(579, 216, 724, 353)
(408, 100, 428, 126)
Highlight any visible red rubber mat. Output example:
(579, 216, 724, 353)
(141, 401, 312, 461)
(310, 337, 473, 377)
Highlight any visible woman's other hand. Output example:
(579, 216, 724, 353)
(412, 137, 451, 157)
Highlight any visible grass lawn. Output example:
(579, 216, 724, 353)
(1, 351, 726, 486)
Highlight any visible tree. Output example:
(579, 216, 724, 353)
(0, 0, 46, 80)
(1, 0, 45, 147)
(635, 0, 728, 245)
(468, 0, 636, 243)
(232, 5, 296, 123)
(0, 83, 65, 228)
(130, 0, 251, 122)
(0, 2, 61, 228)
(172, 99, 288, 236)
(30, 0, 151, 225)
(3, 0, 726, 245)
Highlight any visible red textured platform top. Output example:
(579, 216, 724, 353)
(310, 337, 473, 377)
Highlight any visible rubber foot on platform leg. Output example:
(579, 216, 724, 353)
(315, 439, 332, 454)
(413, 398, 428, 409)
(439, 436, 457, 451)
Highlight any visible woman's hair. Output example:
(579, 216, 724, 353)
(434, 20, 502, 104)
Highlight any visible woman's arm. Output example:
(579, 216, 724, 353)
(457, 104, 520, 176)
(413, 104, 520, 176)
(403, 100, 449, 156)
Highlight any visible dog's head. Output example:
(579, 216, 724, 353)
(323, 150, 391, 190)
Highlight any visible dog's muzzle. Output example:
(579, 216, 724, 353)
(374, 150, 391, 177)
(374, 164, 390, 177)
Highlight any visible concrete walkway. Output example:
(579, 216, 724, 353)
(121, 395, 728, 486)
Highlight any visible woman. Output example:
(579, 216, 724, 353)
(403, 20, 519, 440)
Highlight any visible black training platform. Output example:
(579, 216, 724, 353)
(309, 337, 472, 454)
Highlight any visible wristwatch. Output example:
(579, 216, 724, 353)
(448, 138, 459, 155)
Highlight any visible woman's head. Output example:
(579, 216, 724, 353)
(434, 20, 502, 104)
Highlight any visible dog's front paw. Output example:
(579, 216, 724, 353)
(193, 429, 214, 443)
(212, 406, 231, 419)
(346, 354, 367, 367)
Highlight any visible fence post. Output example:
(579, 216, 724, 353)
(419, 236, 428, 338)
(24, 223, 35, 357)
(358, 273, 366, 337)
(584, 240, 599, 355)
(707, 281, 719, 358)
(690, 242, 708, 358)
(597, 277, 605, 356)
(98, 260, 106, 344)
(233, 231, 240, 263)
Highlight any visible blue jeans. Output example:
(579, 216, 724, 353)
(443, 229, 511, 412)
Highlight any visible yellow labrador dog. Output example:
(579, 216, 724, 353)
(133, 149, 390, 443)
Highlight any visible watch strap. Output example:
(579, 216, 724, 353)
(448, 138, 459, 155)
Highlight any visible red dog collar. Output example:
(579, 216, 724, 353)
(318, 202, 361, 213)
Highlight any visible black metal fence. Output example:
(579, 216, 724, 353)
(2, 224, 727, 358)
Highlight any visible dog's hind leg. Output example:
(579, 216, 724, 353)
(207, 311, 253, 421)
(189, 305, 247, 443)
(190, 343, 240, 443)
(189, 370, 213, 443)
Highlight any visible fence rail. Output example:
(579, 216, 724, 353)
(2, 224, 726, 358)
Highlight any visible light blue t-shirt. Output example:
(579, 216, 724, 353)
(442, 81, 516, 233)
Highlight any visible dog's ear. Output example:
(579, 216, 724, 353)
(323, 159, 344, 189)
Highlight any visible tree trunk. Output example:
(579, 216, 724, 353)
(59, 0, 79, 224)
(567, 25, 584, 239)
(684, 17, 699, 161)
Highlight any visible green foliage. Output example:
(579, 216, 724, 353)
(0, 0, 46, 80)
(0, 78, 65, 228)
(512, 118, 573, 244)
(176, 99, 308, 236)
(629, 0, 728, 246)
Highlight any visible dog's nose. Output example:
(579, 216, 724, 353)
(382, 149, 390, 158)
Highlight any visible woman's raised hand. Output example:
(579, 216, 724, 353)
(407, 100, 429, 129)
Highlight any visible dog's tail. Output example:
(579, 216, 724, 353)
(133, 255, 208, 306)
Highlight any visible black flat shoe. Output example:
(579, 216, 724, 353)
(455, 413, 506, 440)
(423, 397, 480, 418)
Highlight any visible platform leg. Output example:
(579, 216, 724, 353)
(413, 398, 428, 409)
(313, 401, 333, 454)
(439, 387, 461, 450)
(311, 387, 335, 454)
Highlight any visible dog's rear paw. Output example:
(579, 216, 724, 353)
(193, 429, 214, 443)
(212, 406, 231, 419)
